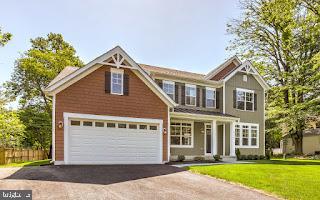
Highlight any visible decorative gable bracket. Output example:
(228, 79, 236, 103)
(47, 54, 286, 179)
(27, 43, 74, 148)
(239, 61, 258, 75)
(98, 53, 133, 69)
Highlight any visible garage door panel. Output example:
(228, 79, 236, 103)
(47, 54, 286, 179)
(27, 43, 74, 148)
(67, 118, 161, 164)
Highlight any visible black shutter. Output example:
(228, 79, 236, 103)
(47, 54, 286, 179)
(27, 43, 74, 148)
(105, 71, 111, 93)
(181, 84, 185, 105)
(202, 88, 206, 107)
(254, 93, 257, 111)
(233, 90, 237, 108)
(155, 79, 163, 88)
(216, 91, 220, 109)
(175, 84, 179, 103)
(123, 73, 129, 96)
(196, 86, 200, 107)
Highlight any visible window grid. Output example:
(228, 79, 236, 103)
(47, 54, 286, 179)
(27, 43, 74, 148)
(170, 122, 193, 147)
(163, 81, 175, 100)
(185, 85, 196, 106)
(206, 88, 216, 108)
(236, 89, 254, 111)
(234, 123, 259, 148)
(111, 71, 123, 95)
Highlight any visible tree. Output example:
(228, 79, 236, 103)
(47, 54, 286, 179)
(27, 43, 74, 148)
(0, 27, 12, 47)
(227, 0, 320, 154)
(5, 33, 83, 150)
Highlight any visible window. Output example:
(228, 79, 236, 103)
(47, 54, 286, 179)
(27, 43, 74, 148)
(206, 88, 216, 108)
(234, 123, 259, 147)
(95, 122, 104, 127)
(139, 125, 147, 130)
(71, 120, 80, 126)
(111, 68, 123, 95)
(129, 124, 137, 129)
(163, 80, 175, 100)
(170, 122, 193, 147)
(106, 123, 116, 128)
(243, 74, 247, 82)
(149, 125, 157, 130)
(185, 84, 196, 106)
(83, 121, 93, 126)
(236, 88, 254, 111)
(118, 123, 127, 128)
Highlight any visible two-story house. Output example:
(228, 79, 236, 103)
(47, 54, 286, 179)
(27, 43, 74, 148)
(45, 46, 269, 165)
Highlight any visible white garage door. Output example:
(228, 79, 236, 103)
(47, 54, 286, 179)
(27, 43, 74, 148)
(66, 117, 162, 164)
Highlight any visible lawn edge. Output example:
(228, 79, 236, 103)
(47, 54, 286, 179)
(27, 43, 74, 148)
(188, 170, 283, 200)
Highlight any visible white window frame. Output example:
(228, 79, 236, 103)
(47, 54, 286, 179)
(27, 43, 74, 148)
(236, 88, 254, 112)
(234, 122, 259, 148)
(170, 121, 194, 148)
(163, 80, 175, 100)
(206, 87, 216, 108)
(185, 84, 196, 106)
(110, 68, 124, 95)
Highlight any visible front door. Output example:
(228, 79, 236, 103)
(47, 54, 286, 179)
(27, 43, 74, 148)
(204, 123, 212, 155)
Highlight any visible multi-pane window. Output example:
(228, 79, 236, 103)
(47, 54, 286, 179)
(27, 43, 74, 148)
(206, 88, 216, 108)
(236, 88, 254, 111)
(185, 84, 196, 106)
(234, 123, 259, 147)
(163, 80, 175, 100)
(111, 69, 123, 95)
(170, 122, 193, 147)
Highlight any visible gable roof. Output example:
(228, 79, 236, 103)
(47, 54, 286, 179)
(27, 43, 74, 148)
(44, 46, 177, 107)
(205, 56, 242, 80)
(48, 66, 79, 88)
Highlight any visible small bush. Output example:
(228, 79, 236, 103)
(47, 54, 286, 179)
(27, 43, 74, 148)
(213, 155, 221, 161)
(240, 155, 247, 160)
(235, 148, 241, 160)
(253, 155, 259, 160)
(247, 155, 253, 160)
(194, 156, 205, 161)
(177, 155, 185, 162)
(259, 155, 265, 160)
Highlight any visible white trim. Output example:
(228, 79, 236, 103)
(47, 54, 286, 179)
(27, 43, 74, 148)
(234, 122, 260, 148)
(263, 89, 266, 155)
(63, 112, 163, 164)
(223, 60, 270, 90)
(212, 120, 217, 155)
(170, 111, 239, 122)
(230, 122, 236, 156)
(54, 161, 64, 165)
(205, 56, 242, 80)
(167, 106, 171, 162)
(205, 87, 216, 108)
(110, 68, 124, 95)
(223, 123, 226, 156)
(223, 81, 226, 114)
(44, 46, 177, 107)
(185, 84, 197, 106)
(204, 123, 212, 156)
(170, 120, 194, 148)
(235, 88, 255, 112)
(52, 95, 56, 162)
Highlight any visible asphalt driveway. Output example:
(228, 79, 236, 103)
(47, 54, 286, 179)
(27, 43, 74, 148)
(0, 165, 277, 200)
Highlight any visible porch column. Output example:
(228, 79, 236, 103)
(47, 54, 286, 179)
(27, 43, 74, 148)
(230, 122, 236, 156)
(211, 120, 217, 155)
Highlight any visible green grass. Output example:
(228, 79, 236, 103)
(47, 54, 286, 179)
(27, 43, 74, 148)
(188, 159, 320, 200)
(0, 159, 51, 168)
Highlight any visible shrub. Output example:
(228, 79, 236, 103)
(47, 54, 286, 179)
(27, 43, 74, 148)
(235, 148, 241, 160)
(265, 149, 271, 160)
(240, 155, 247, 160)
(259, 155, 265, 160)
(194, 156, 205, 161)
(213, 155, 221, 162)
(253, 155, 259, 160)
(247, 155, 253, 160)
(177, 155, 185, 162)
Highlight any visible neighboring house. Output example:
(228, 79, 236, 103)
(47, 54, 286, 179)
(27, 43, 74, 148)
(44, 46, 269, 165)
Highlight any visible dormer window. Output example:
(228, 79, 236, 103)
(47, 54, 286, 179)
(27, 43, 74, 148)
(185, 84, 196, 106)
(111, 68, 124, 95)
(163, 80, 175, 100)
(206, 87, 216, 108)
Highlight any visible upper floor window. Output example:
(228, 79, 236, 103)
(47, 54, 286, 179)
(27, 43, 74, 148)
(163, 80, 175, 100)
(235, 123, 259, 148)
(236, 88, 254, 111)
(206, 87, 216, 108)
(185, 84, 196, 106)
(111, 68, 123, 95)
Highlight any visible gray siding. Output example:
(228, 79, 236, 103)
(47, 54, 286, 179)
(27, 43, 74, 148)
(225, 72, 265, 155)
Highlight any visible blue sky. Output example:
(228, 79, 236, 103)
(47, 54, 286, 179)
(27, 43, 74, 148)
(0, 0, 241, 86)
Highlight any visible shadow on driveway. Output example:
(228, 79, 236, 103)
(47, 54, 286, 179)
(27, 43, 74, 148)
(5, 164, 185, 185)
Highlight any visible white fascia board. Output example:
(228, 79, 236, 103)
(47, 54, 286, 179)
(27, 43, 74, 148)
(170, 112, 239, 122)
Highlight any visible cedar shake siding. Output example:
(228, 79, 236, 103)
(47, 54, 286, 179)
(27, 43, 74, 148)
(55, 65, 168, 161)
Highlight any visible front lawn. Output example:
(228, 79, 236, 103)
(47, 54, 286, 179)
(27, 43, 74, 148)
(0, 159, 51, 168)
(188, 159, 320, 200)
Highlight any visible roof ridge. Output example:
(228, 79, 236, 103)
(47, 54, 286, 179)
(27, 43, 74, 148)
(139, 63, 206, 76)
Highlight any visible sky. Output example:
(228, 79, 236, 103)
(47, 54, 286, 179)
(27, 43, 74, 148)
(0, 0, 241, 87)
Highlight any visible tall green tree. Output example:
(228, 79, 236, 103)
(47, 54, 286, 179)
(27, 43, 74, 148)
(0, 27, 12, 47)
(227, 0, 320, 154)
(5, 33, 83, 150)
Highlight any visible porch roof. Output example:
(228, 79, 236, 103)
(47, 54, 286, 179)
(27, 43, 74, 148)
(173, 107, 237, 118)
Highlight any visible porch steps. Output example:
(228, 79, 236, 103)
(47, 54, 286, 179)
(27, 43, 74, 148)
(221, 156, 237, 163)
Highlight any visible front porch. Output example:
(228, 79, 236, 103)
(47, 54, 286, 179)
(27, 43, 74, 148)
(169, 112, 239, 161)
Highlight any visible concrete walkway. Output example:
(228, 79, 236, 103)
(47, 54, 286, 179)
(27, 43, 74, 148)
(170, 161, 251, 168)
(0, 165, 277, 200)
